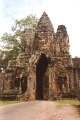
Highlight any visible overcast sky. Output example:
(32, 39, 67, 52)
(0, 0, 80, 57)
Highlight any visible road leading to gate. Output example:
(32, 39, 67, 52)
(0, 101, 80, 120)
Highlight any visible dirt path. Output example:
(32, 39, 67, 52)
(0, 101, 80, 120)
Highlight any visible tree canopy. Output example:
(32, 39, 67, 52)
(0, 15, 38, 69)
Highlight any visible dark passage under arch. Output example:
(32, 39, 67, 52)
(36, 54, 49, 100)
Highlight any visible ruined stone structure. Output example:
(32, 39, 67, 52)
(21, 12, 80, 100)
(0, 12, 80, 100)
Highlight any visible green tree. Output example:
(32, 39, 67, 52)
(0, 15, 38, 68)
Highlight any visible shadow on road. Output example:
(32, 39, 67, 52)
(73, 105, 80, 117)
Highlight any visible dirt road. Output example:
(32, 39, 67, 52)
(0, 101, 80, 120)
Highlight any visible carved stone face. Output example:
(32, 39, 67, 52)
(57, 25, 67, 40)
(59, 31, 64, 39)
(33, 12, 54, 53)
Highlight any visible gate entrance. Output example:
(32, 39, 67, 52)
(36, 54, 49, 100)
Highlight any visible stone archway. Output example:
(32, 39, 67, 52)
(57, 76, 67, 93)
(36, 54, 49, 100)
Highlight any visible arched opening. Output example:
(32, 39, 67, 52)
(57, 76, 67, 94)
(36, 54, 49, 100)
(15, 76, 27, 94)
(21, 76, 27, 94)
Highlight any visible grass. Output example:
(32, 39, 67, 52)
(0, 100, 20, 106)
(0, 99, 80, 106)
(55, 99, 80, 107)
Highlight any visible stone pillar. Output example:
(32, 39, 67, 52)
(19, 78, 22, 94)
(27, 69, 36, 100)
(48, 66, 54, 100)
(75, 69, 79, 88)
(0, 73, 4, 95)
(66, 73, 70, 92)
(79, 79, 80, 88)
(70, 69, 74, 90)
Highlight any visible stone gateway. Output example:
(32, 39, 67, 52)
(0, 12, 80, 100)
(22, 12, 80, 100)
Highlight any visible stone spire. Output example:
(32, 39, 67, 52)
(33, 12, 55, 56)
(56, 25, 70, 56)
(37, 11, 54, 33)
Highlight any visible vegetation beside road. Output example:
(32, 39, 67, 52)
(0, 99, 20, 106)
(0, 99, 80, 106)
(56, 99, 80, 107)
